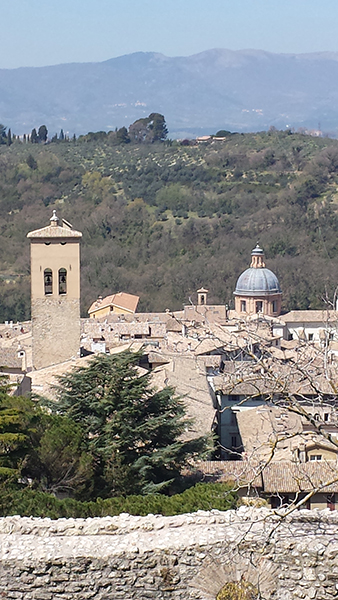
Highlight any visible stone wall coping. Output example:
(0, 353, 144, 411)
(1, 506, 338, 537)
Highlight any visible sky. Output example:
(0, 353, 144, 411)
(2, 0, 338, 69)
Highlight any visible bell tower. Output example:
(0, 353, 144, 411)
(27, 211, 82, 370)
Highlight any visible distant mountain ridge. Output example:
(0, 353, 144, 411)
(2, 49, 338, 137)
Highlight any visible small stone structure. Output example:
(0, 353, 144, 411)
(0, 508, 338, 599)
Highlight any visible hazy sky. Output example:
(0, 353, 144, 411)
(2, 0, 338, 69)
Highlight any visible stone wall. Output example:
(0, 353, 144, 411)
(1, 508, 338, 599)
(32, 297, 80, 369)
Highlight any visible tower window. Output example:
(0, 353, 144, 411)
(200, 295, 205, 305)
(240, 300, 246, 312)
(58, 268, 67, 295)
(44, 269, 53, 295)
(271, 300, 277, 313)
(256, 301, 263, 313)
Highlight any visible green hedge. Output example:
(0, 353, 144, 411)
(0, 482, 237, 519)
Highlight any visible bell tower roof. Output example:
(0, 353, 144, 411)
(27, 211, 82, 239)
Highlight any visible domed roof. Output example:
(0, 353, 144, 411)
(235, 268, 281, 296)
(234, 244, 281, 297)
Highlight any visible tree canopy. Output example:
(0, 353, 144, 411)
(0, 378, 42, 480)
(51, 350, 209, 495)
(128, 113, 168, 143)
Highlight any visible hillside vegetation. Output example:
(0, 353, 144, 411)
(1, 130, 338, 321)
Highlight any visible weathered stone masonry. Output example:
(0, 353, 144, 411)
(0, 508, 338, 600)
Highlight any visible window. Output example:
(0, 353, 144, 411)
(310, 454, 322, 461)
(329, 333, 334, 341)
(255, 301, 263, 313)
(327, 494, 335, 511)
(240, 300, 247, 312)
(271, 300, 277, 313)
(324, 413, 329, 422)
(44, 269, 53, 295)
(58, 268, 67, 295)
(231, 436, 237, 448)
(200, 295, 205, 305)
(231, 412, 237, 425)
(308, 333, 314, 341)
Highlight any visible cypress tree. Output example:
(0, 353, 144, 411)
(30, 128, 38, 143)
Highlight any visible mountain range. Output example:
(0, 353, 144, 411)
(2, 49, 338, 137)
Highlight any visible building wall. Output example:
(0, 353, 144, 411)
(285, 321, 337, 343)
(1, 510, 338, 599)
(30, 238, 80, 370)
(218, 395, 265, 459)
(30, 239, 80, 299)
(235, 293, 281, 317)
(269, 492, 335, 511)
(90, 305, 134, 319)
(31, 298, 80, 370)
(89, 305, 110, 319)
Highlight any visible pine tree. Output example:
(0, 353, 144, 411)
(6, 129, 12, 146)
(51, 350, 209, 495)
(59, 129, 64, 141)
(0, 376, 42, 480)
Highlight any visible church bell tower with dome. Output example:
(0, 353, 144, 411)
(234, 244, 282, 317)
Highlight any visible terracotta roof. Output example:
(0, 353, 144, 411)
(199, 460, 338, 493)
(263, 461, 338, 494)
(198, 460, 263, 488)
(88, 292, 139, 315)
(27, 225, 82, 239)
(282, 310, 338, 323)
(165, 317, 182, 332)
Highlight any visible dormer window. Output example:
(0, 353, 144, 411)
(44, 269, 53, 295)
(58, 268, 67, 295)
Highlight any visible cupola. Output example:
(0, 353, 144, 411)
(234, 245, 282, 317)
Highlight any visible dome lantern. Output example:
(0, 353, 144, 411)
(250, 243, 266, 268)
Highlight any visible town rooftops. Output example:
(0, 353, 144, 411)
(27, 211, 82, 239)
(199, 460, 338, 493)
(88, 292, 139, 315)
(281, 310, 338, 323)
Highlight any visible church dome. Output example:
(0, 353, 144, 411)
(234, 244, 281, 297)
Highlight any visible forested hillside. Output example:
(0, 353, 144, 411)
(1, 130, 338, 321)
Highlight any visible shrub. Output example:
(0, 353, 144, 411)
(0, 482, 237, 519)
